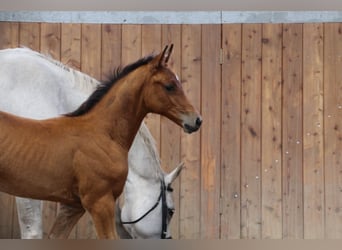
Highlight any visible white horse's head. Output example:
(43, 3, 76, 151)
(115, 122, 184, 239)
(117, 163, 183, 239)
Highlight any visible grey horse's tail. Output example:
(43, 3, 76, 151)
(115, 201, 133, 239)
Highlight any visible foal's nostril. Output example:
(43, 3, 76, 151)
(196, 117, 202, 127)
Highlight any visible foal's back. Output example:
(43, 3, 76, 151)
(0, 111, 83, 202)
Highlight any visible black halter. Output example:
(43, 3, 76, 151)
(121, 179, 171, 239)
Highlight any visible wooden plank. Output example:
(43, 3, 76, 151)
(220, 23, 242, 239)
(0, 193, 15, 238)
(40, 23, 61, 59)
(261, 23, 283, 239)
(160, 24, 182, 238)
(40, 23, 62, 239)
(141, 25, 162, 152)
(74, 23, 102, 239)
(282, 23, 304, 239)
(303, 23, 325, 239)
(61, 23, 81, 70)
(80, 24, 102, 80)
(19, 22, 40, 50)
(201, 24, 221, 239)
(121, 25, 141, 65)
(101, 24, 122, 80)
(179, 24, 202, 239)
(324, 23, 342, 239)
(0, 22, 19, 49)
(240, 24, 262, 239)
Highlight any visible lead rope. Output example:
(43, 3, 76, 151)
(121, 188, 162, 225)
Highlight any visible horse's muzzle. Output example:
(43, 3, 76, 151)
(184, 116, 202, 133)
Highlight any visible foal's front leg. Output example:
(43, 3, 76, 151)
(82, 192, 117, 239)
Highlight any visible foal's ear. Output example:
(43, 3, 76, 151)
(152, 44, 174, 68)
(165, 162, 184, 185)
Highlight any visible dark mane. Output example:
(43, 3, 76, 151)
(65, 55, 155, 117)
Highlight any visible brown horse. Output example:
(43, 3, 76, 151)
(0, 45, 202, 239)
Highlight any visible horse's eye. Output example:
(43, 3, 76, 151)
(168, 208, 175, 217)
(167, 185, 173, 192)
(164, 84, 175, 92)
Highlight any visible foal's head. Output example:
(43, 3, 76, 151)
(142, 44, 202, 133)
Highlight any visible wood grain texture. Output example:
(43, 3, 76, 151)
(179, 24, 202, 239)
(220, 23, 242, 239)
(0, 22, 19, 48)
(261, 23, 283, 239)
(324, 23, 342, 239)
(282, 23, 304, 239)
(200, 24, 221, 239)
(61, 23, 81, 70)
(240, 23, 262, 239)
(303, 23, 324, 239)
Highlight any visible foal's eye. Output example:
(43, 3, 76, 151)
(164, 84, 175, 92)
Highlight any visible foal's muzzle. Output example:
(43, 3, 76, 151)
(183, 116, 202, 133)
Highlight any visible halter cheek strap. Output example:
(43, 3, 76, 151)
(160, 179, 168, 239)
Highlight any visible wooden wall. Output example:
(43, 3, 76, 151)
(0, 22, 341, 239)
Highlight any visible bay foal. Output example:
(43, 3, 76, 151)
(0, 45, 202, 238)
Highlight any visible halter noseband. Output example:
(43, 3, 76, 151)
(121, 179, 171, 239)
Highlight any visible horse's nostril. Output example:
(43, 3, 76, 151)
(196, 117, 202, 127)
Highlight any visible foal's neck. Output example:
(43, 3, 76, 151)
(88, 73, 148, 151)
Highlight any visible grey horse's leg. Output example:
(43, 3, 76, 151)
(15, 197, 43, 239)
(48, 204, 85, 239)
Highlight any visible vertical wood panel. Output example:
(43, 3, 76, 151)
(241, 24, 262, 239)
(19, 22, 40, 50)
(201, 24, 221, 239)
(261, 23, 283, 239)
(61, 24, 81, 70)
(0, 22, 19, 48)
(80, 24, 102, 80)
(161, 24, 182, 238)
(40, 23, 61, 59)
(303, 23, 325, 239)
(121, 25, 141, 65)
(101, 24, 122, 80)
(220, 23, 242, 239)
(179, 24, 202, 239)
(282, 23, 304, 239)
(324, 23, 342, 239)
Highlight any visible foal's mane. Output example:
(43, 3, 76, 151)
(65, 55, 155, 117)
